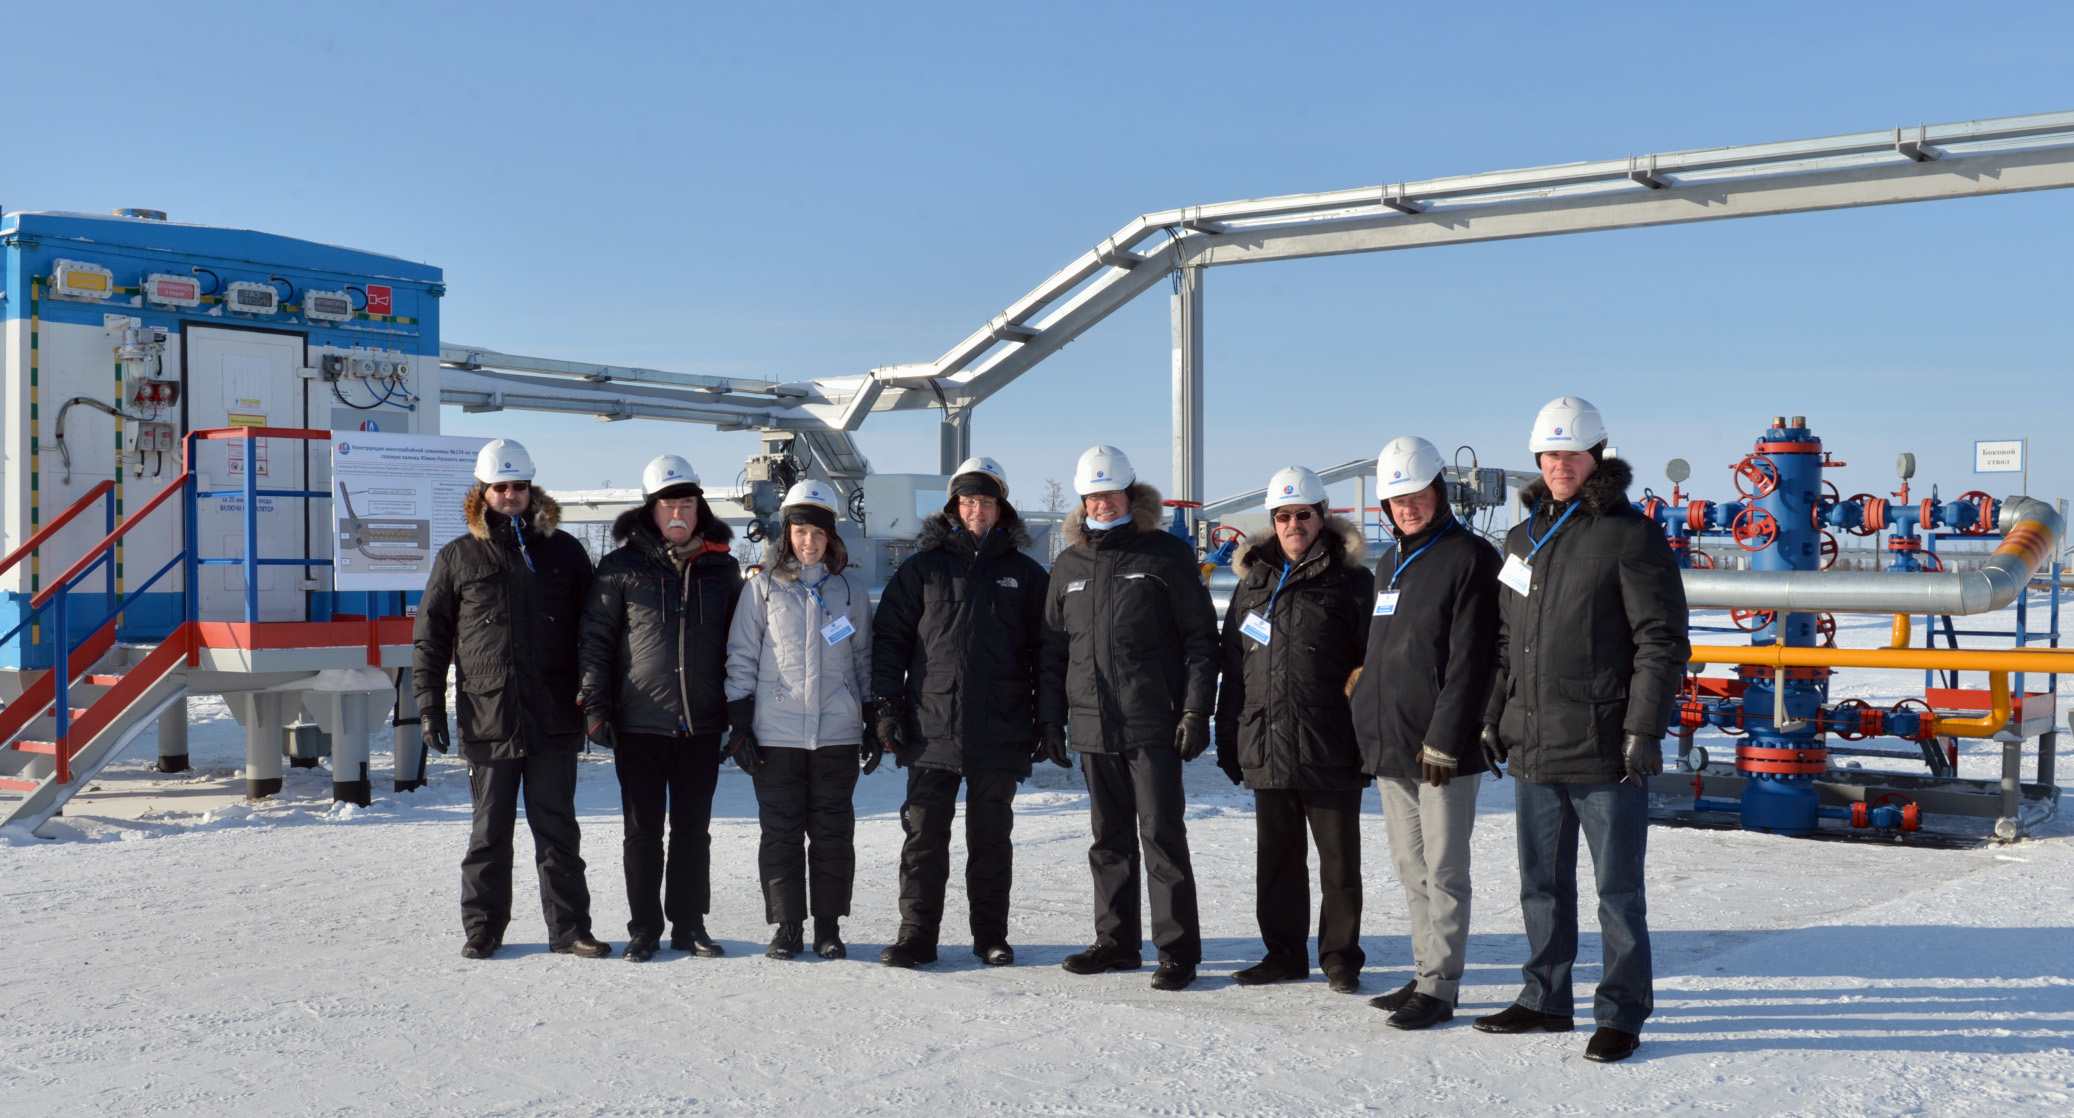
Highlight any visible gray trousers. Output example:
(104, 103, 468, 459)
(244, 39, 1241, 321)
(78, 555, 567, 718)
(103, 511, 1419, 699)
(1376, 774, 1480, 1002)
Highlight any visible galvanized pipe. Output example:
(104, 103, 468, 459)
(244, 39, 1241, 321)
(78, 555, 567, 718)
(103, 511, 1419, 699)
(1681, 496, 2062, 615)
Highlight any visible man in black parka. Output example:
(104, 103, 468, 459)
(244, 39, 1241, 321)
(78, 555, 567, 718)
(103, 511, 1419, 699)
(1350, 436, 1503, 1031)
(577, 454, 742, 963)
(414, 438, 608, 960)
(1040, 445, 1220, 993)
(1214, 466, 1373, 996)
(870, 457, 1051, 969)
(1472, 397, 1689, 1065)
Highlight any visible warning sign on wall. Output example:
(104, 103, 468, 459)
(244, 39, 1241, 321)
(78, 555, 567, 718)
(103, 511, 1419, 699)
(365, 285, 393, 316)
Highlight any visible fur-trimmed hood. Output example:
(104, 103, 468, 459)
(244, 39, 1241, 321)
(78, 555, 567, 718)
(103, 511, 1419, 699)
(1063, 483, 1168, 548)
(915, 507, 1034, 554)
(1232, 514, 1368, 580)
(609, 498, 735, 558)
(1516, 455, 1634, 518)
(464, 485, 563, 540)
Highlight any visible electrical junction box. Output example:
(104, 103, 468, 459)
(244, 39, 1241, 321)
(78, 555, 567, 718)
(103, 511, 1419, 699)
(860, 473, 953, 540)
(223, 281, 279, 315)
(51, 258, 113, 301)
(144, 273, 203, 308)
(303, 289, 353, 322)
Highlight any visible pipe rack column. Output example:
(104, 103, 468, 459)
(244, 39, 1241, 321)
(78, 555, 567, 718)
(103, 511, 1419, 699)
(240, 691, 284, 799)
(326, 692, 372, 808)
(392, 669, 425, 793)
(937, 405, 971, 476)
(1171, 266, 1204, 537)
(156, 694, 189, 773)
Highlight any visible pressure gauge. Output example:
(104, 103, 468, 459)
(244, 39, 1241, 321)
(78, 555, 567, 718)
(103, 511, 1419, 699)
(1665, 458, 1690, 484)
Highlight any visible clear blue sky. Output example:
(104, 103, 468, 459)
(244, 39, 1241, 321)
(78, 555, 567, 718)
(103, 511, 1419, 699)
(10, 2, 2070, 511)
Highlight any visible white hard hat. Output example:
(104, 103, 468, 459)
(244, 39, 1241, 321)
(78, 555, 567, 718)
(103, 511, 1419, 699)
(947, 456, 1010, 501)
(642, 454, 701, 498)
(1377, 437, 1446, 500)
(781, 479, 840, 513)
(1528, 396, 1607, 455)
(1264, 466, 1327, 510)
(1074, 445, 1135, 495)
(474, 438, 535, 484)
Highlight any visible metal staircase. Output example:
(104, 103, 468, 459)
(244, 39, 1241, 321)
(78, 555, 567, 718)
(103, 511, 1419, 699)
(0, 632, 190, 830)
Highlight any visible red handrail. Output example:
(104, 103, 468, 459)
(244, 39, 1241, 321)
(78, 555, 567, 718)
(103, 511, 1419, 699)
(194, 426, 330, 442)
(0, 481, 113, 582)
(30, 473, 191, 609)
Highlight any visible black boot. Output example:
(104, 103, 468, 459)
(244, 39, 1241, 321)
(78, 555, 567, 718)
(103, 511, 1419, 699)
(1232, 958, 1307, 986)
(1062, 942, 1143, 975)
(880, 936, 939, 968)
(1368, 980, 1418, 1012)
(1387, 993, 1455, 1030)
(766, 922, 804, 960)
(671, 922, 725, 957)
(1472, 1003, 1575, 1034)
(1149, 960, 1196, 991)
(623, 935, 659, 963)
(814, 917, 846, 960)
(1583, 1027, 1641, 1063)
(461, 933, 500, 960)
(551, 934, 613, 959)
(975, 942, 1015, 967)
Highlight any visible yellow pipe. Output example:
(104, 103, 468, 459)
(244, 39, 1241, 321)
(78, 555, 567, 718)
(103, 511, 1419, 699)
(1930, 670, 2011, 739)
(1889, 613, 1910, 649)
(1688, 643, 2074, 674)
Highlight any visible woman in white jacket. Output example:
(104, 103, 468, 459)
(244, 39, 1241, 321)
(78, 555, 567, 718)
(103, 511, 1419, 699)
(724, 481, 880, 960)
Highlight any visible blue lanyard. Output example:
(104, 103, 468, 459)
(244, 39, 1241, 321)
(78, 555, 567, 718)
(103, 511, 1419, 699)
(1389, 521, 1455, 590)
(1262, 562, 1293, 619)
(508, 515, 536, 572)
(805, 572, 836, 618)
(1526, 501, 1578, 561)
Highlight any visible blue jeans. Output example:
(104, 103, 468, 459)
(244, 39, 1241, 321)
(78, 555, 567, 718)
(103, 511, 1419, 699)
(1513, 779, 1653, 1032)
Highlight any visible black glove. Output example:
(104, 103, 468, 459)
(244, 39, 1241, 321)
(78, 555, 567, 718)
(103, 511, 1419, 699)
(421, 711, 451, 755)
(874, 698, 904, 758)
(1479, 723, 1506, 777)
(1175, 710, 1211, 761)
(1420, 753, 1455, 788)
(1215, 721, 1242, 784)
(726, 698, 761, 771)
(584, 706, 617, 752)
(1036, 722, 1071, 768)
(860, 740, 883, 776)
(1621, 732, 1664, 786)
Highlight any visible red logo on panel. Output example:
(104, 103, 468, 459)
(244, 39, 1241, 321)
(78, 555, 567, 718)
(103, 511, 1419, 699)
(365, 285, 393, 316)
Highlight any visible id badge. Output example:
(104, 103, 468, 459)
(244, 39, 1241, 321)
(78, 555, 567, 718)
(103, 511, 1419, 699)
(821, 615, 856, 645)
(1498, 554, 1534, 597)
(1239, 610, 1273, 645)
(1373, 590, 1400, 616)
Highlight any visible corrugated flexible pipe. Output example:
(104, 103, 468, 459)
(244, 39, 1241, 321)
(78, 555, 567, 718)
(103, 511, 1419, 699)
(1681, 495, 2062, 615)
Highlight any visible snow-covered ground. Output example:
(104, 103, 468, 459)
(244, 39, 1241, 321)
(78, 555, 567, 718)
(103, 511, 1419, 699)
(3, 609, 2071, 1115)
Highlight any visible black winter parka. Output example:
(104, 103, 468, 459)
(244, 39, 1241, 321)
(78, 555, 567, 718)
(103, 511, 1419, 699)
(1349, 507, 1502, 780)
(577, 504, 742, 738)
(413, 488, 595, 763)
(1039, 485, 1221, 754)
(871, 509, 1049, 777)
(1482, 456, 1691, 783)
(1214, 516, 1373, 791)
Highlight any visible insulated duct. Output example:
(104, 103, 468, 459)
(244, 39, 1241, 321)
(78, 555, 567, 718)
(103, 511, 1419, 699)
(1681, 495, 2062, 615)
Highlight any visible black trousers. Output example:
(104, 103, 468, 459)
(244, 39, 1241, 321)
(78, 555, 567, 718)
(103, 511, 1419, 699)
(614, 731, 722, 942)
(1254, 787, 1365, 972)
(1083, 746, 1201, 964)
(461, 751, 593, 946)
(752, 744, 860, 923)
(896, 767, 1018, 946)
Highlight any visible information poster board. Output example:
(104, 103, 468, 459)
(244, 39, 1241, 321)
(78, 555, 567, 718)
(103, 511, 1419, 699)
(331, 431, 489, 591)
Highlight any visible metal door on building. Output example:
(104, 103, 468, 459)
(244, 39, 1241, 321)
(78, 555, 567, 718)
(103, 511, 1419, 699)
(183, 325, 310, 622)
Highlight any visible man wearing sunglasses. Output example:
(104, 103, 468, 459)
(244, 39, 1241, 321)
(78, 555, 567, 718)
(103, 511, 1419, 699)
(415, 438, 608, 961)
(1215, 466, 1375, 997)
(1040, 445, 1220, 992)
(1473, 397, 1688, 1063)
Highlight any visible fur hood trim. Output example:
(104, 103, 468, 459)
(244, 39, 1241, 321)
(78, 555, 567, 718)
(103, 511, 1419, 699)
(915, 507, 1033, 553)
(464, 485, 563, 540)
(1232, 514, 1367, 580)
(1063, 483, 1167, 548)
(1516, 455, 1634, 518)
(609, 500, 735, 549)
